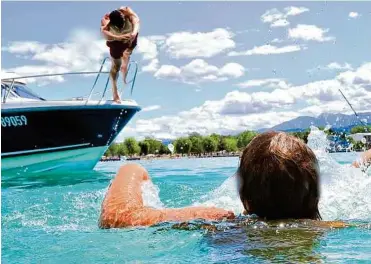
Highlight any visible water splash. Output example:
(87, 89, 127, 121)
(142, 180, 164, 208)
(193, 174, 244, 214)
(187, 126, 371, 221)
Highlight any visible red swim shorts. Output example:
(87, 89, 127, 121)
(106, 34, 138, 59)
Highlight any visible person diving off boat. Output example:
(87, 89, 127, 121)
(101, 6, 140, 103)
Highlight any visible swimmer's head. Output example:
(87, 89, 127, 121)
(109, 10, 124, 28)
(237, 131, 321, 220)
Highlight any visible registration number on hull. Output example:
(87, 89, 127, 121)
(1, 115, 28, 127)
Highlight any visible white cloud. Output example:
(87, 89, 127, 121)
(284, 6, 309, 16)
(337, 62, 371, 90)
(261, 6, 309, 28)
(326, 62, 353, 70)
(164, 28, 235, 59)
(271, 19, 290, 27)
(218, 63, 245, 78)
(154, 65, 181, 79)
(288, 24, 335, 42)
(142, 105, 161, 112)
(124, 62, 371, 139)
(154, 59, 245, 84)
(349, 12, 359, 18)
(137, 37, 159, 60)
(142, 59, 159, 73)
(236, 78, 291, 89)
(228, 44, 304, 56)
(308, 62, 353, 73)
(2, 41, 47, 54)
(271, 38, 284, 43)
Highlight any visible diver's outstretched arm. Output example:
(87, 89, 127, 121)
(352, 149, 371, 169)
(98, 164, 234, 228)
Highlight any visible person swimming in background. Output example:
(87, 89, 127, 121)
(100, 6, 140, 103)
(98, 131, 370, 229)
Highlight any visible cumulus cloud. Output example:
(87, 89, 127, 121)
(142, 105, 161, 112)
(308, 62, 353, 73)
(288, 24, 335, 42)
(348, 12, 359, 18)
(123, 62, 371, 139)
(236, 78, 291, 89)
(142, 59, 160, 73)
(164, 28, 235, 59)
(228, 44, 304, 56)
(154, 59, 245, 84)
(261, 6, 309, 28)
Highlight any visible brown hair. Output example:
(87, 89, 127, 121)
(237, 131, 321, 220)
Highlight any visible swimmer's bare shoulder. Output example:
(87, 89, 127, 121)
(99, 164, 234, 228)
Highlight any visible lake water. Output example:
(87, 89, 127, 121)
(2, 128, 371, 263)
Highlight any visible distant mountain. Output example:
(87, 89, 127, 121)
(260, 112, 371, 133)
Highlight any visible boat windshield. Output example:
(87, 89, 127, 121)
(2, 83, 45, 101)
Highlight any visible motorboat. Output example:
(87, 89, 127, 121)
(1, 59, 141, 175)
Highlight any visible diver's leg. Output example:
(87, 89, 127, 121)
(120, 48, 133, 86)
(110, 57, 122, 103)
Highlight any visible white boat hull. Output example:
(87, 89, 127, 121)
(1, 146, 108, 175)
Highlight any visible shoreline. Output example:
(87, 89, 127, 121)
(100, 149, 368, 162)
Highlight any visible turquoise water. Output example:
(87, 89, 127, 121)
(2, 130, 371, 263)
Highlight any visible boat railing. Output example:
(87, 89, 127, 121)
(1, 57, 139, 104)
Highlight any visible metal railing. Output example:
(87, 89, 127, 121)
(1, 57, 138, 104)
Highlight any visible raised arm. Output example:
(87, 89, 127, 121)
(98, 163, 234, 228)
(100, 13, 131, 41)
(119, 6, 140, 36)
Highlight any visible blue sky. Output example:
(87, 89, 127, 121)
(2, 1, 371, 140)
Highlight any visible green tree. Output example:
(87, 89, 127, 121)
(189, 135, 204, 154)
(350, 125, 371, 134)
(109, 143, 120, 156)
(143, 138, 163, 154)
(124, 137, 140, 156)
(353, 141, 365, 150)
(202, 136, 218, 153)
(138, 141, 150, 155)
(174, 137, 192, 154)
(117, 142, 127, 156)
(290, 129, 310, 143)
(221, 137, 238, 152)
(159, 143, 171, 155)
(210, 133, 221, 145)
(237, 131, 258, 149)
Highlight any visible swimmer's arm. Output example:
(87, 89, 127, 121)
(100, 15, 131, 41)
(98, 164, 234, 228)
(102, 206, 234, 228)
(119, 6, 140, 35)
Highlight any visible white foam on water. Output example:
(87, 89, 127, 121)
(142, 180, 164, 209)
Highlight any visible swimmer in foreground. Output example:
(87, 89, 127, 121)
(99, 131, 365, 229)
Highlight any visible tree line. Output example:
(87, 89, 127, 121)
(104, 130, 258, 157)
(104, 125, 371, 157)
